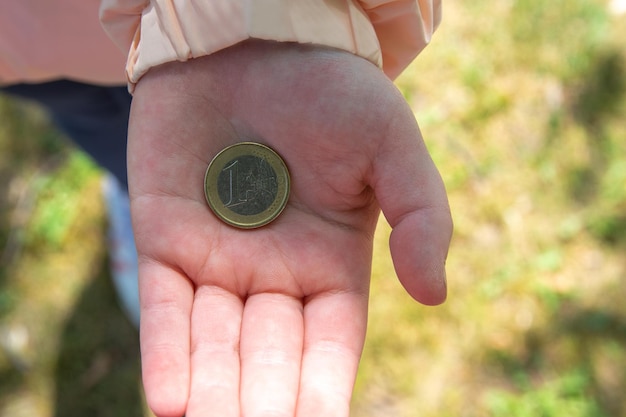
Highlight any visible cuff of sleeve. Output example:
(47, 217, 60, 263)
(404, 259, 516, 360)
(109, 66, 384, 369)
(360, 0, 442, 79)
(121, 0, 382, 91)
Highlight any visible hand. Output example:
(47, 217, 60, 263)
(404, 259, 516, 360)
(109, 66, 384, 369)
(128, 40, 452, 417)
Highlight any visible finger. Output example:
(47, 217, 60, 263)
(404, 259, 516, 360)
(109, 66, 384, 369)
(373, 111, 452, 305)
(139, 260, 194, 417)
(185, 286, 243, 417)
(296, 291, 369, 417)
(240, 293, 304, 417)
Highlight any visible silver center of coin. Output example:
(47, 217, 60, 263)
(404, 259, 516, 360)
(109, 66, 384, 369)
(217, 155, 278, 216)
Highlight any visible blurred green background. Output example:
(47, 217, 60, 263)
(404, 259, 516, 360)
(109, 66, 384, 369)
(1, 1, 625, 416)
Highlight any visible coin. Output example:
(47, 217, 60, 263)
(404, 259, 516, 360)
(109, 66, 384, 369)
(204, 142, 290, 229)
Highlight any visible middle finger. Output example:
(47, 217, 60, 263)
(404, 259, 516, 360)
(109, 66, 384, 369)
(240, 292, 304, 416)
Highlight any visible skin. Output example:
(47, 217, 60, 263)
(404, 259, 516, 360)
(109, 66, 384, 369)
(128, 40, 452, 417)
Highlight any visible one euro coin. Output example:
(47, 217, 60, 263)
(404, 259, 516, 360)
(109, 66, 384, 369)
(204, 142, 290, 229)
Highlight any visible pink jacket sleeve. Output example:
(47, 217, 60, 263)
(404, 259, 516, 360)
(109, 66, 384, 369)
(100, 0, 441, 87)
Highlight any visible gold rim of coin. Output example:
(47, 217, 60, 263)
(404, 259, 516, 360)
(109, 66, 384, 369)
(204, 142, 290, 229)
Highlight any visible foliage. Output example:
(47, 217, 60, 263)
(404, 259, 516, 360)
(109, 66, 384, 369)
(356, 0, 626, 416)
(485, 369, 607, 417)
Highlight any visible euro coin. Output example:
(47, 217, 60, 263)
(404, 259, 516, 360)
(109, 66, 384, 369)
(204, 142, 290, 229)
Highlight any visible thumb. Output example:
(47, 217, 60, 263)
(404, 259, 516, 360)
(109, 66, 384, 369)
(372, 104, 452, 305)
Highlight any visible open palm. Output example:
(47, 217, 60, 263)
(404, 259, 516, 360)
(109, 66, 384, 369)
(128, 40, 452, 417)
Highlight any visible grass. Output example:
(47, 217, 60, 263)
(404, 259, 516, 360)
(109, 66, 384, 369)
(353, 1, 626, 416)
(0, 98, 142, 416)
(2, 1, 626, 416)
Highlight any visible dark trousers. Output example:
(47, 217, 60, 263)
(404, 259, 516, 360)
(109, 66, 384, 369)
(2, 80, 131, 189)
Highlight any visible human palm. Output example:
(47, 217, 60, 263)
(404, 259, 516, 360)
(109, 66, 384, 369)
(128, 40, 452, 417)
